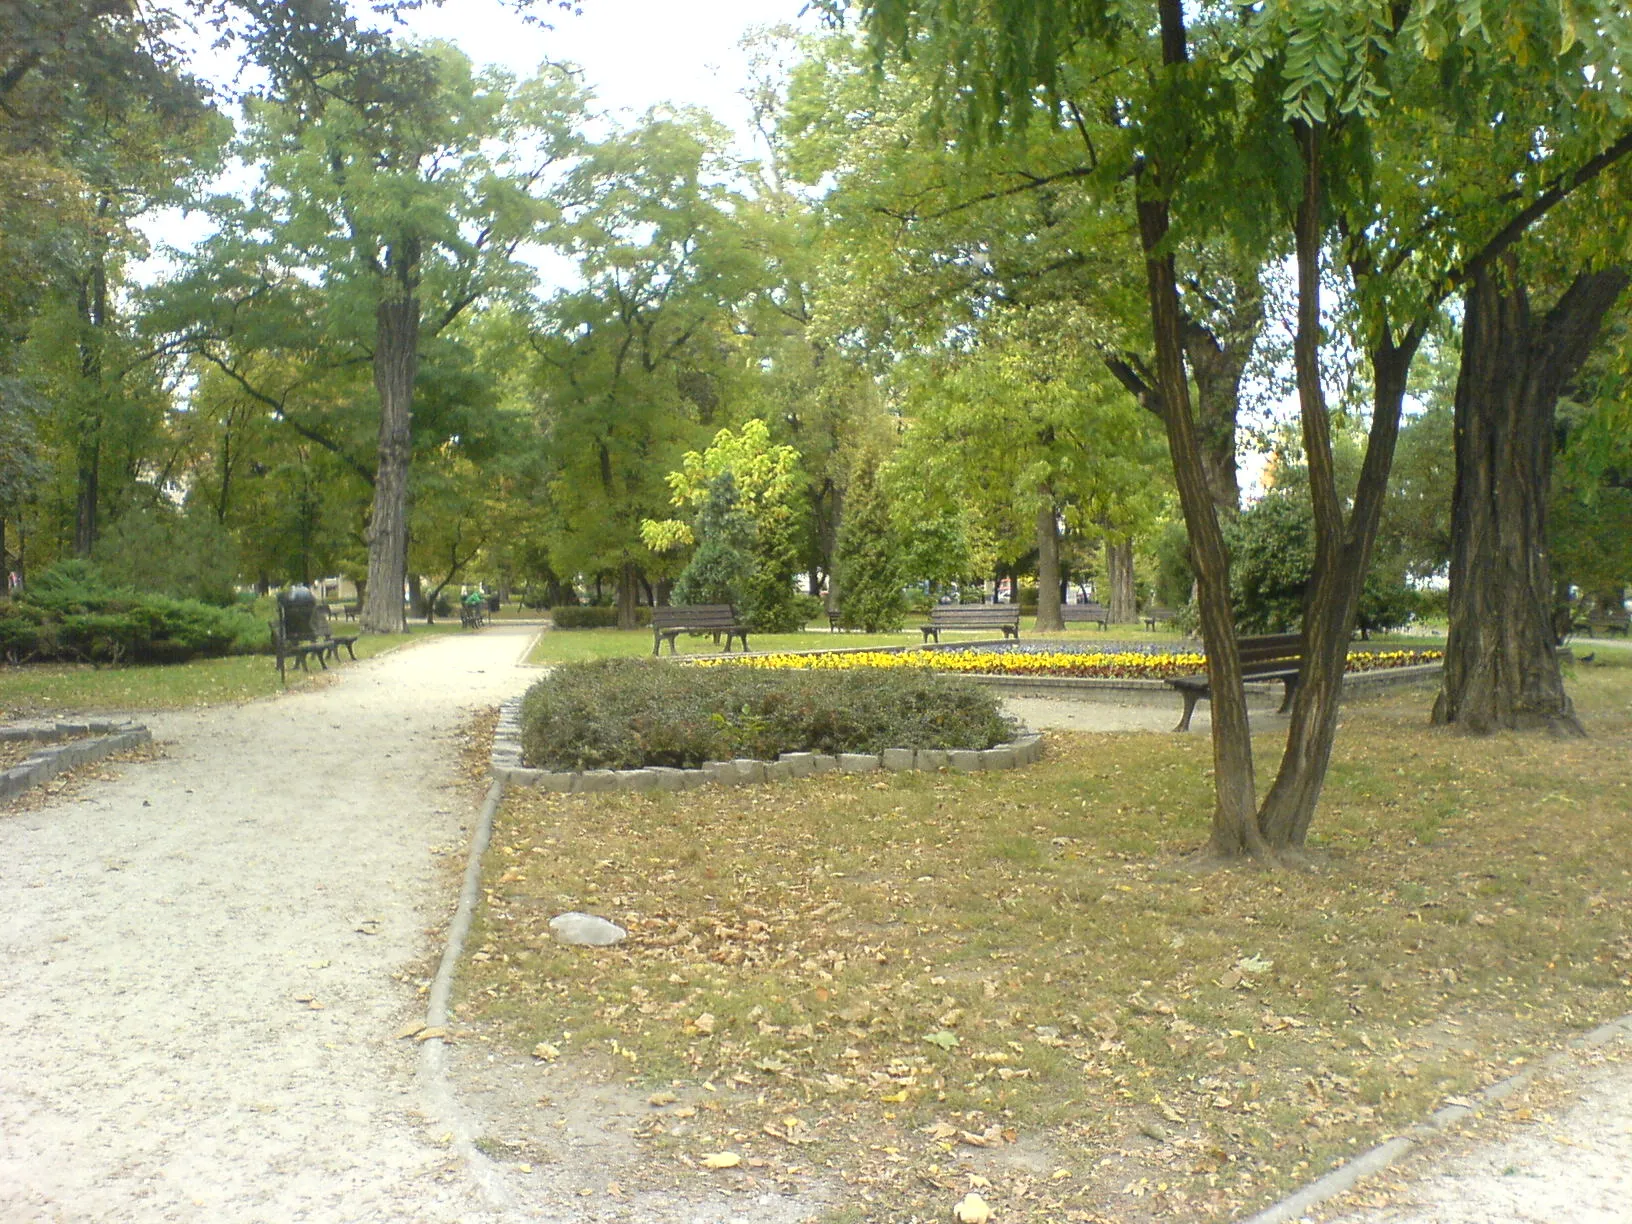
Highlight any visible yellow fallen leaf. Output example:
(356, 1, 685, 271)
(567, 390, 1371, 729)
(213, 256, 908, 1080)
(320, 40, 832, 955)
(694, 1012, 717, 1035)
(953, 1191, 993, 1223)
(701, 1152, 741, 1169)
(532, 1042, 560, 1061)
(395, 1022, 426, 1040)
(415, 1026, 448, 1042)
(648, 1091, 677, 1107)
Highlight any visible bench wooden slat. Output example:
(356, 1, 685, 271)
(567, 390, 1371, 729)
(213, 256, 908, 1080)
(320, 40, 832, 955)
(920, 605, 1021, 643)
(652, 604, 749, 655)
(1166, 632, 1304, 731)
(1061, 603, 1110, 627)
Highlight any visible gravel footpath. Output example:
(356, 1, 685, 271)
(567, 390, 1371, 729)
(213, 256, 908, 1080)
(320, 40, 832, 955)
(0, 626, 539, 1223)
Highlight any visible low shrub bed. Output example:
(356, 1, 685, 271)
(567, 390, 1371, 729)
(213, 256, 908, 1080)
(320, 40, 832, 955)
(707, 646, 1443, 680)
(1, 563, 265, 664)
(520, 658, 1015, 770)
(549, 605, 652, 629)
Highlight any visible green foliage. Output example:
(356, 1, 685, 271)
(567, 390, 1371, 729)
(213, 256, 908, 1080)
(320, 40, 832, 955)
(519, 657, 1015, 770)
(834, 459, 905, 632)
(92, 505, 241, 606)
(3, 560, 263, 664)
(549, 605, 651, 629)
(1152, 519, 1195, 609)
(1228, 493, 1417, 635)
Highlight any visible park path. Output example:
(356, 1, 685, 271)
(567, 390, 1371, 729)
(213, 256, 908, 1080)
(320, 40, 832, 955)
(0, 624, 541, 1224)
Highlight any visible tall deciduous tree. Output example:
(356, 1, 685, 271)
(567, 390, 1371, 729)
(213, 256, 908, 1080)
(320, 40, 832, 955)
(198, 42, 582, 631)
(856, 0, 1632, 857)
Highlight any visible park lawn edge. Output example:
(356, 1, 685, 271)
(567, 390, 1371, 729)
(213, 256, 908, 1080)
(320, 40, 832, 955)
(453, 659, 1632, 1223)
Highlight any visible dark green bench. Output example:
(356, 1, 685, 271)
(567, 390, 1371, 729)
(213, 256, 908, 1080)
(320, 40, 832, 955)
(1166, 632, 1303, 732)
(652, 604, 749, 655)
(920, 604, 1020, 643)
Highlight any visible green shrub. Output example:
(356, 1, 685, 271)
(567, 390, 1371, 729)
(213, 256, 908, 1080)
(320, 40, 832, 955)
(5, 560, 264, 663)
(520, 658, 1016, 770)
(92, 505, 240, 606)
(549, 605, 652, 629)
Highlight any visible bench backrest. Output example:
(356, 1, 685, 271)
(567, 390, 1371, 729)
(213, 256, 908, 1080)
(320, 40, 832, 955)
(1144, 606, 1176, 620)
(1062, 603, 1109, 620)
(1237, 632, 1304, 671)
(653, 603, 739, 629)
(930, 605, 1020, 626)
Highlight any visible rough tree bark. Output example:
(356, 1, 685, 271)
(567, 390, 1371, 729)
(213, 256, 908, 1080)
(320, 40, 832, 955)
(360, 291, 418, 634)
(616, 560, 641, 630)
(72, 240, 109, 558)
(1136, 0, 1263, 858)
(1035, 501, 1064, 631)
(1432, 259, 1628, 736)
(1105, 538, 1136, 623)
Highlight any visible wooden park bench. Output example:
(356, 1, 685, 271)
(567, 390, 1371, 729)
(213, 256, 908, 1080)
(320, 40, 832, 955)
(1166, 632, 1303, 732)
(341, 602, 361, 621)
(1143, 606, 1178, 631)
(271, 597, 358, 683)
(1061, 602, 1111, 628)
(920, 604, 1021, 643)
(652, 603, 750, 655)
(1573, 609, 1630, 637)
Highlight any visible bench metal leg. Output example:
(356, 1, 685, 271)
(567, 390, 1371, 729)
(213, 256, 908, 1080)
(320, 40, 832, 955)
(1277, 678, 1298, 713)
(1174, 692, 1203, 732)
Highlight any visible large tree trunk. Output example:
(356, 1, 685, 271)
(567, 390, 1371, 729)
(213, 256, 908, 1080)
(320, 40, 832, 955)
(72, 251, 109, 558)
(1432, 260, 1627, 735)
(1034, 501, 1064, 632)
(616, 560, 641, 630)
(360, 293, 418, 634)
(1257, 124, 1420, 849)
(1181, 262, 1262, 518)
(1138, 188, 1261, 857)
(1105, 537, 1136, 623)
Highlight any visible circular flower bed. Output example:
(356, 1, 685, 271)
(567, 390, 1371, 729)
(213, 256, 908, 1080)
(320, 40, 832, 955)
(700, 646, 1443, 680)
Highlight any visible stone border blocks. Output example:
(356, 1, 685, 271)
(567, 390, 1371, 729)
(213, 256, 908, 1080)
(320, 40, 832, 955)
(490, 698, 1043, 793)
(0, 721, 153, 802)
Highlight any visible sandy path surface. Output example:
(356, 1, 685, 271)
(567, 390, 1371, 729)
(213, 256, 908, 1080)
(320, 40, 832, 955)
(1310, 1030, 1632, 1224)
(0, 625, 540, 1224)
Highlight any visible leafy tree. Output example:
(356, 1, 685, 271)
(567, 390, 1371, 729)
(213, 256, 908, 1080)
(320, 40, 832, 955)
(644, 419, 808, 631)
(169, 42, 583, 632)
(531, 112, 765, 629)
(856, 0, 1632, 858)
(1228, 491, 1415, 638)
(833, 455, 904, 632)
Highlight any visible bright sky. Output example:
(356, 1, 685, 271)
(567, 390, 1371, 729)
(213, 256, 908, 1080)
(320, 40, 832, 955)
(136, 0, 819, 280)
(404, 0, 817, 147)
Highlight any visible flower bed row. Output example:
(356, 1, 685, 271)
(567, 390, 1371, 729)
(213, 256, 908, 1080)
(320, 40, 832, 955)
(698, 647, 1444, 680)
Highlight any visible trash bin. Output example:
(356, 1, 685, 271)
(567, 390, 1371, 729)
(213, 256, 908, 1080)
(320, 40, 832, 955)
(487, 593, 500, 614)
(279, 584, 319, 638)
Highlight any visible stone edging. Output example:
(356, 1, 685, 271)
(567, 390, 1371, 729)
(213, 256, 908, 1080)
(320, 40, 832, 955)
(0, 720, 153, 802)
(488, 697, 1041, 792)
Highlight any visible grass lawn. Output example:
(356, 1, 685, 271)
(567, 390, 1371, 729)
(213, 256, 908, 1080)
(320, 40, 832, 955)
(0, 622, 464, 717)
(458, 655, 1632, 1223)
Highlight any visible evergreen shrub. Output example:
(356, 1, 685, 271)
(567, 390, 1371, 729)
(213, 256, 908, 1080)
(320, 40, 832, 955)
(0, 560, 263, 663)
(549, 605, 651, 629)
(520, 658, 1015, 770)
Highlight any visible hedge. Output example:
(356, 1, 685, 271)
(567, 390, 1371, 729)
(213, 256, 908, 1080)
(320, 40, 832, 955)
(549, 605, 652, 629)
(0, 590, 265, 664)
(520, 657, 1015, 771)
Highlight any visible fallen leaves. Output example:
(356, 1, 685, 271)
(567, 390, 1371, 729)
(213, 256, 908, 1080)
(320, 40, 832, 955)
(699, 1151, 741, 1169)
(952, 1190, 993, 1222)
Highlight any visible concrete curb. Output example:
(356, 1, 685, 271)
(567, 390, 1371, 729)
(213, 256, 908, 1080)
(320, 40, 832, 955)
(1241, 1011, 1632, 1224)
(488, 697, 1043, 789)
(418, 777, 517, 1211)
(0, 720, 153, 802)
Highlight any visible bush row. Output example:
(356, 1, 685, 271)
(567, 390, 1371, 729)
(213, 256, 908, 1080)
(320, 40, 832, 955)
(0, 561, 266, 664)
(549, 605, 653, 629)
(520, 658, 1016, 771)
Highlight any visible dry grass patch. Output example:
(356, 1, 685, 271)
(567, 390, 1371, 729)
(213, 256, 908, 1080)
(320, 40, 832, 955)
(457, 662, 1632, 1223)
